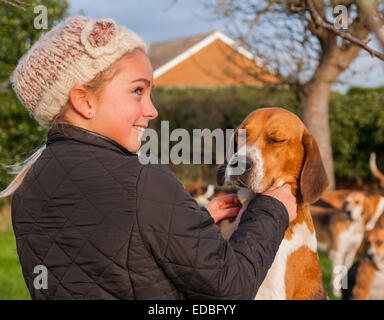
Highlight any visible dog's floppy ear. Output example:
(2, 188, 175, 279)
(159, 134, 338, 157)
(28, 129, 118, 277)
(217, 163, 227, 186)
(300, 129, 329, 204)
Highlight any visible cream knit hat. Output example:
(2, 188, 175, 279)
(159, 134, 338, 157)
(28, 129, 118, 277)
(11, 15, 147, 127)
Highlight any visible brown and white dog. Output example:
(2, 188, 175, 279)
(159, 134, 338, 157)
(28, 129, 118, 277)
(312, 191, 384, 297)
(310, 189, 353, 252)
(329, 191, 384, 297)
(344, 226, 384, 300)
(342, 192, 384, 236)
(217, 107, 329, 300)
(319, 189, 353, 210)
(185, 183, 215, 206)
(311, 189, 362, 255)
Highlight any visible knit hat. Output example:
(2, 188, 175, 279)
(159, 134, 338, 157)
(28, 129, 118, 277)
(10, 15, 147, 127)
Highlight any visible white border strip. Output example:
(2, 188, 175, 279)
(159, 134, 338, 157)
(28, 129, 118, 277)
(153, 30, 269, 79)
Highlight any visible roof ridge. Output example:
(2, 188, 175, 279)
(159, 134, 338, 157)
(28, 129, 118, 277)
(149, 30, 216, 46)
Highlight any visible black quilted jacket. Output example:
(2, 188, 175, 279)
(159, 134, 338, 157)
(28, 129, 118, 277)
(11, 124, 289, 300)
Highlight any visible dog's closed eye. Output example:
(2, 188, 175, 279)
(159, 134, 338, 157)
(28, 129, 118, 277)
(266, 137, 287, 144)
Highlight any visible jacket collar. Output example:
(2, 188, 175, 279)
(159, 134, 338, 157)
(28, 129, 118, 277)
(46, 123, 136, 157)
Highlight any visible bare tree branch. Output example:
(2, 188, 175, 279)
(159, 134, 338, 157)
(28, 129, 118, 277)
(305, 0, 384, 60)
(0, 0, 32, 11)
(359, 0, 384, 52)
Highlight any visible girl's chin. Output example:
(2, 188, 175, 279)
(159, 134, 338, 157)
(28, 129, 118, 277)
(126, 142, 141, 153)
(116, 136, 141, 153)
(123, 130, 144, 152)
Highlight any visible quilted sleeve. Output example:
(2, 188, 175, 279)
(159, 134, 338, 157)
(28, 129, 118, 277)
(136, 164, 289, 299)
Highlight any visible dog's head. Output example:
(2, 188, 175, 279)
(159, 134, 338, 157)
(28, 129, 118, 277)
(366, 227, 384, 270)
(342, 192, 382, 227)
(185, 183, 203, 198)
(342, 191, 368, 222)
(217, 107, 329, 204)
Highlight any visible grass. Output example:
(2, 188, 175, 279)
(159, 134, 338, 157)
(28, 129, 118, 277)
(0, 230, 30, 300)
(318, 250, 339, 300)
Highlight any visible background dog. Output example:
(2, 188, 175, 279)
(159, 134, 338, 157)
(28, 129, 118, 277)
(185, 183, 216, 205)
(312, 191, 384, 297)
(342, 226, 384, 300)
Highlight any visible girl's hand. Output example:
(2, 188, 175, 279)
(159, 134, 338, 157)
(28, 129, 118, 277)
(262, 184, 297, 222)
(205, 194, 242, 223)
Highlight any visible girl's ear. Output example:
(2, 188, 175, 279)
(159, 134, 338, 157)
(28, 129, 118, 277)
(68, 85, 95, 119)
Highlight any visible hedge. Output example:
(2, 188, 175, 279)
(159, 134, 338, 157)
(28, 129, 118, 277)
(152, 86, 384, 179)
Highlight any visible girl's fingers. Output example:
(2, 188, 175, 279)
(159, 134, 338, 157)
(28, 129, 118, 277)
(219, 194, 239, 207)
(216, 207, 241, 223)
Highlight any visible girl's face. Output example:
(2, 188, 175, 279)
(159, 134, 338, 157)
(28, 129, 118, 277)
(92, 50, 158, 152)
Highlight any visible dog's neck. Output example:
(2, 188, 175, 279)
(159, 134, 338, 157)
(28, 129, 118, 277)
(238, 187, 314, 240)
(281, 182, 316, 239)
(284, 202, 315, 239)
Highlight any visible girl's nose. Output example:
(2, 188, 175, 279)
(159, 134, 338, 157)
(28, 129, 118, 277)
(144, 100, 158, 120)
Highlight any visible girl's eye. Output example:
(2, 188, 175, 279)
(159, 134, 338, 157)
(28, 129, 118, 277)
(133, 87, 143, 95)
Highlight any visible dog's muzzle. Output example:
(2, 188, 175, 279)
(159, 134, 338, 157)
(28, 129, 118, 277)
(226, 156, 253, 187)
(342, 203, 352, 220)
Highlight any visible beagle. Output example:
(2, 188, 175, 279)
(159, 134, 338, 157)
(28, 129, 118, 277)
(311, 203, 345, 253)
(310, 189, 353, 253)
(185, 183, 215, 206)
(343, 227, 384, 300)
(343, 191, 384, 233)
(217, 107, 329, 300)
(319, 189, 353, 210)
(312, 191, 384, 297)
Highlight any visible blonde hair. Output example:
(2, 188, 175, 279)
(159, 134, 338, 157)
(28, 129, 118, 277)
(0, 50, 141, 199)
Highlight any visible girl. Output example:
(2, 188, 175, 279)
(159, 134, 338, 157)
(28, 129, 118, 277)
(1, 15, 295, 299)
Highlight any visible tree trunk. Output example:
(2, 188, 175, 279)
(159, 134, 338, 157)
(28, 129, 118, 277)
(300, 80, 335, 190)
(297, 37, 368, 192)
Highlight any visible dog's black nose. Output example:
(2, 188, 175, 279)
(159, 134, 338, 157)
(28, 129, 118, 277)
(366, 253, 374, 262)
(345, 210, 351, 217)
(229, 158, 238, 168)
(229, 157, 253, 171)
(245, 157, 253, 170)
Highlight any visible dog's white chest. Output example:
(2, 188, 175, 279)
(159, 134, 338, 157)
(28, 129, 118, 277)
(254, 223, 317, 300)
(218, 190, 317, 300)
(338, 222, 364, 253)
(368, 270, 384, 300)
